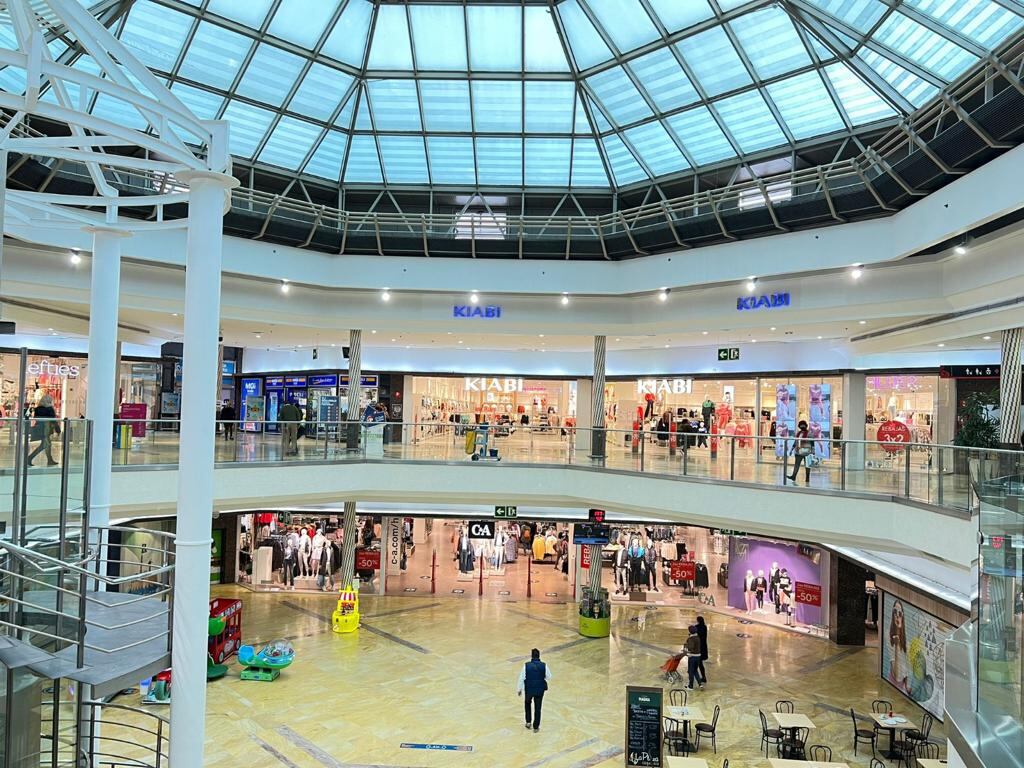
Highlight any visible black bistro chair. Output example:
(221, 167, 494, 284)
(906, 712, 934, 752)
(780, 726, 809, 759)
(776, 699, 795, 713)
(669, 688, 688, 707)
(759, 710, 784, 758)
(851, 707, 878, 756)
(917, 741, 941, 761)
(694, 705, 720, 753)
(809, 745, 832, 762)
(663, 716, 688, 756)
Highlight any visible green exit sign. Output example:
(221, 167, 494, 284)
(494, 505, 518, 519)
(717, 347, 740, 361)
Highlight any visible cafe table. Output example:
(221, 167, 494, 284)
(667, 706, 705, 754)
(869, 712, 915, 759)
(916, 760, 948, 768)
(770, 713, 815, 759)
(666, 757, 709, 768)
(768, 760, 849, 768)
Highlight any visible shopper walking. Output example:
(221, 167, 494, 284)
(684, 625, 703, 690)
(516, 648, 551, 732)
(279, 398, 302, 456)
(787, 420, 813, 484)
(27, 394, 59, 467)
(695, 615, 709, 686)
(221, 401, 237, 440)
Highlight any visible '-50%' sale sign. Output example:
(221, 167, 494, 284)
(794, 581, 822, 606)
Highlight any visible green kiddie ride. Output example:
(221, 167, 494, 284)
(207, 617, 229, 681)
(237, 640, 295, 682)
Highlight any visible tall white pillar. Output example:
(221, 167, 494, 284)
(999, 328, 1022, 446)
(169, 171, 237, 768)
(346, 328, 362, 448)
(841, 373, 866, 471)
(84, 227, 128, 531)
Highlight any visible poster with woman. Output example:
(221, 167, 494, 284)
(774, 384, 797, 457)
(808, 383, 832, 459)
(881, 594, 955, 719)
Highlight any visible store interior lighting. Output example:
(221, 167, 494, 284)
(983, 335, 992, 340)
(851, 265, 863, 279)
(954, 244, 968, 256)
(280, 281, 290, 294)
(69, 250, 81, 265)
(657, 288, 669, 302)
(745, 277, 757, 292)
(560, 293, 569, 305)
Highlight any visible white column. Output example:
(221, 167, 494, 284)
(84, 227, 128, 531)
(575, 378, 593, 454)
(841, 373, 866, 472)
(999, 328, 1022, 446)
(591, 336, 606, 458)
(169, 171, 237, 768)
(346, 329, 362, 449)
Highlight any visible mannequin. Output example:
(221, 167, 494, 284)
(311, 527, 326, 578)
(753, 569, 768, 611)
(744, 570, 756, 613)
(614, 543, 629, 594)
(627, 537, 646, 591)
(701, 394, 715, 431)
(778, 568, 793, 625)
(457, 528, 474, 573)
(768, 562, 780, 607)
(645, 538, 659, 592)
(298, 528, 312, 577)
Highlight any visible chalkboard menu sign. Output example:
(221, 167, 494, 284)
(624, 685, 662, 767)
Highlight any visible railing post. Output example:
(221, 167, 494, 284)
(840, 440, 847, 491)
(729, 436, 736, 481)
(431, 549, 436, 594)
(937, 446, 944, 507)
(56, 419, 72, 643)
(640, 430, 645, 472)
(527, 555, 532, 598)
(683, 441, 688, 476)
(904, 443, 912, 498)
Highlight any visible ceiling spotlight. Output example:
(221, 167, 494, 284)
(745, 277, 757, 293)
(47, 327, 53, 331)
(255, 334, 262, 339)
(172, 313, 179, 317)
(381, 288, 391, 302)
(983, 335, 992, 340)
(770, 326, 776, 331)
(701, 331, 708, 335)
(539, 334, 545, 338)
(391, 338, 396, 342)
(859, 320, 867, 325)
(458, 340, 464, 344)
(954, 245, 967, 256)
(69, 251, 82, 265)
(615, 337, 621, 342)
(469, 291, 479, 305)
(560, 293, 569, 305)
(751, 339, 757, 344)
(817, 335, 823, 340)
(937, 343, 945, 348)
(664, 344, 670, 348)
(851, 265, 863, 280)
(658, 288, 669, 302)
(371, 329, 377, 334)
(280, 281, 290, 294)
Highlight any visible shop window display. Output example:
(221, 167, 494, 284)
(865, 374, 937, 470)
(236, 512, 353, 593)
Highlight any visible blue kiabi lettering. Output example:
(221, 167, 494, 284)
(755, 296, 770, 309)
(470, 306, 484, 317)
(453, 306, 469, 317)
(737, 297, 752, 310)
(771, 292, 790, 307)
(485, 306, 501, 318)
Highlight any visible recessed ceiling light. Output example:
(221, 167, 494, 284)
(954, 245, 967, 256)
(658, 288, 669, 302)
(280, 281, 290, 294)
(330, 343, 336, 347)
(664, 344, 669, 348)
(172, 313, 178, 317)
(859, 320, 867, 325)
(817, 335, 823, 340)
(458, 340, 463, 344)
(469, 291, 479, 304)
(851, 265, 863, 280)
(255, 334, 262, 339)
(371, 329, 376, 334)
(751, 339, 757, 344)
(47, 328, 53, 331)
(560, 293, 569, 305)
(69, 252, 81, 265)
(381, 288, 391, 302)
(937, 343, 945, 347)
(745, 277, 757, 293)
(701, 331, 708, 335)
(615, 337, 621, 342)
(770, 326, 776, 331)
(391, 338, 396, 342)
(539, 334, 545, 338)
(983, 335, 992, 340)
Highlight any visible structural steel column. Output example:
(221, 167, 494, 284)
(591, 336, 606, 459)
(340, 500, 358, 587)
(169, 171, 237, 768)
(346, 328, 362, 449)
(587, 544, 603, 594)
(999, 328, 1022, 447)
(84, 226, 128, 531)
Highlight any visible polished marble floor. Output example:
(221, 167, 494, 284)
(142, 585, 947, 768)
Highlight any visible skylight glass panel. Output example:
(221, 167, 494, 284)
(354, 89, 372, 129)
(367, 4, 413, 70)
(259, 116, 321, 169)
(571, 138, 609, 186)
(908, 0, 1024, 48)
(873, 12, 976, 81)
(645, 0, 713, 33)
(176, 22, 251, 91)
(714, 91, 787, 153)
(666, 107, 735, 165)
(729, 7, 811, 79)
(268, 0, 340, 48)
(207, 0, 274, 29)
(321, 0, 373, 66)
(471, 81, 522, 133)
(525, 82, 576, 133)
(467, 6, 522, 71)
(601, 134, 647, 185)
(303, 130, 347, 180)
(92, 93, 148, 131)
(0, 66, 24, 96)
(573, 95, 592, 133)
(586, 66, 652, 125)
(824, 62, 897, 124)
(289, 63, 353, 122)
(524, 6, 570, 72)
(803, 0, 885, 33)
(676, 27, 752, 97)
(344, 134, 383, 183)
(236, 44, 306, 107)
(335, 90, 357, 128)
(525, 138, 571, 186)
(628, 48, 698, 112)
(222, 100, 275, 157)
(557, 0, 614, 70)
(366, 80, 422, 131)
(420, 81, 472, 131)
(378, 135, 429, 183)
(426, 137, 476, 185)
(858, 48, 939, 107)
(119, 2, 191, 72)
(170, 82, 225, 120)
(585, 0, 661, 53)
(0, 21, 15, 51)
(410, 5, 467, 70)
(766, 72, 845, 139)
(624, 121, 689, 176)
(476, 137, 522, 186)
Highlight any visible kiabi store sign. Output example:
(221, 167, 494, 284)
(453, 305, 502, 318)
(637, 378, 693, 395)
(464, 377, 523, 393)
(736, 292, 790, 311)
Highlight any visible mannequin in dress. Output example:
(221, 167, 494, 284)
(298, 528, 312, 577)
(778, 568, 794, 626)
(744, 570, 756, 613)
(311, 527, 326, 578)
(753, 569, 769, 611)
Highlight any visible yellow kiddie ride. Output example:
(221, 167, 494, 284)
(331, 584, 360, 633)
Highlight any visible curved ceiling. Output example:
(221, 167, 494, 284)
(76, 0, 1024, 191)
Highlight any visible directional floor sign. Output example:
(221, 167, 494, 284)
(494, 505, 518, 519)
(717, 347, 740, 361)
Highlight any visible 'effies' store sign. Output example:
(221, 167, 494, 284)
(28, 360, 80, 378)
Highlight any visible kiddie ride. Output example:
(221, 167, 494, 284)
(332, 584, 360, 633)
(237, 640, 295, 682)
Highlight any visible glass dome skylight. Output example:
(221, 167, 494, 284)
(77, 0, 1024, 189)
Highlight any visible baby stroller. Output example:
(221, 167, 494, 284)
(660, 652, 685, 684)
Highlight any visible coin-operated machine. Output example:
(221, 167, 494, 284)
(332, 584, 360, 633)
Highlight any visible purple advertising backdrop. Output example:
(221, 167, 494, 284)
(727, 537, 823, 625)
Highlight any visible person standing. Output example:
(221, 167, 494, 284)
(684, 625, 702, 691)
(27, 394, 60, 467)
(787, 420, 813, 484)
(695, 616, 709, 687)
(279, 398, 302, 456)
(220, 401, 237, 440)
(516, 648, 551, 732)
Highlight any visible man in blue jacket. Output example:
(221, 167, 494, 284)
(516, 648, 552, 732)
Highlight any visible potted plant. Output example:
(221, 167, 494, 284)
(953, 390, 1000, 487)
